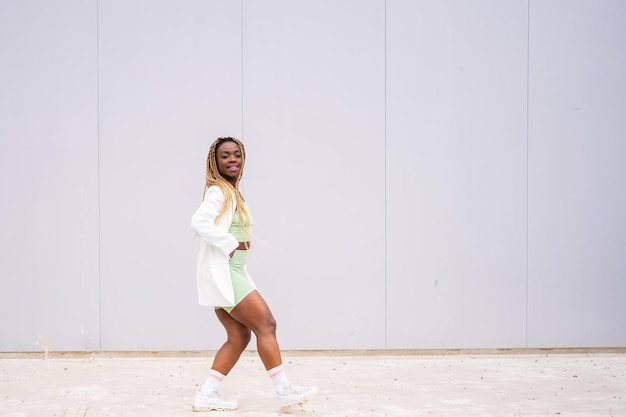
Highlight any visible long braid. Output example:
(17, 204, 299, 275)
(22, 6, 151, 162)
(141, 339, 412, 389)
(203, 137, 251, 237)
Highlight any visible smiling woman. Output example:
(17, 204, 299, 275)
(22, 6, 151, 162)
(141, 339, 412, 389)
(215, 141, 242, 182)
(190, 137, 317, 413)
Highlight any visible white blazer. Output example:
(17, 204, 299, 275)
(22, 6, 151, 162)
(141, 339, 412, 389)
(191, 185, 252, 306)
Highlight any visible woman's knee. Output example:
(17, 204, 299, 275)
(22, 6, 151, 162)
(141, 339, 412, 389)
(259, 314, 277, 336)
(242, 329, 252, 345)
(229, 329, 252, 350)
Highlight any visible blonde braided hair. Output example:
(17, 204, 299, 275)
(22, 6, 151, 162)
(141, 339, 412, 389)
(203, 137, 251, 236)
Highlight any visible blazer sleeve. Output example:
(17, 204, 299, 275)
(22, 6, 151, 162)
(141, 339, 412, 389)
(191, 186, 239, 256)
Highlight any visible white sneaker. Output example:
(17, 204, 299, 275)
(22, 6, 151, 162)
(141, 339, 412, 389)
(276, 385, 318, 412)
(192, 390, 238, 412)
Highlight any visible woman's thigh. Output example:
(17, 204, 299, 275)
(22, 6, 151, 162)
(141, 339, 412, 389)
(215, 307, 251, 341)
(229, 290, 276, 333)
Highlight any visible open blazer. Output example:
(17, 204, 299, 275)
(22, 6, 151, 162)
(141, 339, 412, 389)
(191, 185, 253, 307)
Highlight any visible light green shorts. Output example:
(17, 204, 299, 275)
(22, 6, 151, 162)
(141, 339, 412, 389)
(216, 249, 256, 313)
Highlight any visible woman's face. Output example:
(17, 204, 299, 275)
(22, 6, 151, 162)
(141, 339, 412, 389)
(215, 140, 243, 184)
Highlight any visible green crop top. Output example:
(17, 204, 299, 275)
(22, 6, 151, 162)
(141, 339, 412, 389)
(228, 206, 252, 242)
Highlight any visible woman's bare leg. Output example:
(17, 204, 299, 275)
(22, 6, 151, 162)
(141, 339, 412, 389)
(211, 308, 252, 375)
(223, 290, 318, 411)
(229, 290, 282, 370)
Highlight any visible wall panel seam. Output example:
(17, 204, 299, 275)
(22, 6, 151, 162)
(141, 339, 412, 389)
(525, 0, 531, 349)
(96, 0, 102, 352)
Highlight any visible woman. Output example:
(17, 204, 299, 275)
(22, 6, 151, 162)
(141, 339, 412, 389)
(190, 137, 317, 412)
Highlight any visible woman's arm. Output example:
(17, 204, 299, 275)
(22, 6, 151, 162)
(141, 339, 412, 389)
(191, 186, 239, 256)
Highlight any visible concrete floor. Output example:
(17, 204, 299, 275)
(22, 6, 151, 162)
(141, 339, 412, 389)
(0, 351, 625, 417)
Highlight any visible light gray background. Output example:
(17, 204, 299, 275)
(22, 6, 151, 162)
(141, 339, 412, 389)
(1, 0, 624, 352)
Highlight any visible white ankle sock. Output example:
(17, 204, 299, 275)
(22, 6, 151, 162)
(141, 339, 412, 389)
(268, 364, 290, 394)
(200, 369, 226, 395)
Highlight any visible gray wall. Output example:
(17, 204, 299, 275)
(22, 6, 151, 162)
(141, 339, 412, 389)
(1, 0, 624, 352)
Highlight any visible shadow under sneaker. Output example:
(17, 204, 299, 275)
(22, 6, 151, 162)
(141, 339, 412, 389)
(276, 385, 318, 412)
(192, 391, 238, 412)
